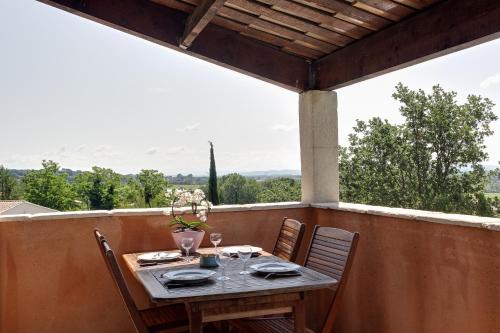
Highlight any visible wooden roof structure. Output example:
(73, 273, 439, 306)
(39, 0, 500, 92)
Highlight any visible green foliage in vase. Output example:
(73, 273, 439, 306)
(340, 83, 498, 217)
(169, 217, 208, 231)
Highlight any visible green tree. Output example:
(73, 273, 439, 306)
(219, 173, 259, 204)
(22, 160, 77, 211)
(137, 169, 168, 207)
(73, 172, 93, 209)
(340, 83, 498, 216)
(73, 167, 121, 210)
(116, 178, 144, 208)
(0, 165, 18, 200)
(208, 141, 220, 205)
(257, 177, 301, 203)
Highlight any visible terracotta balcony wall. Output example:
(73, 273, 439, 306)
(1, 203, 500, 333)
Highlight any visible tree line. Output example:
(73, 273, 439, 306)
(0, 162, 301, 211)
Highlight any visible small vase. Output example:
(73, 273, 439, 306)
(171, 229, 205, 254)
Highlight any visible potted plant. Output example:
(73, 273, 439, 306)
(166, 188, 211, 253)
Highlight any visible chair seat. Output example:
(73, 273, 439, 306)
(230, 318, 296, 333)
(139, 304, 189, 332)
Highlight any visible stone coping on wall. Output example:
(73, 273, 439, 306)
(0, 202, 308, 222)
(312, 202, 500, 231)
(1, 201, 499, 231)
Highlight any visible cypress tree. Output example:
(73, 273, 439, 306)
(208, 141, 220, 205)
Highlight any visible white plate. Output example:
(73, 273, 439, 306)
(250, 262, 301, 273)
(221, 246, 263, 255)
(162, 269, 216, 283)
(137, 252, 181, 262)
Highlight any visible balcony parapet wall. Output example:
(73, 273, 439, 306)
(1, 201, 498, 231)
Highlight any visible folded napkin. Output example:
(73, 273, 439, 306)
(260, 271, 302, 279)
(164, 279, 214, 289)
(228, 252, 261, 259)
(138, 261, 159, 267)
(137, 259, 173, 266)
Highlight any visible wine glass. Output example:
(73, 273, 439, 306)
(238, 246, 252, 275)
(210, 233, 222, 252)
(181, 237, 194, 263)
(215, 250, 230, 281)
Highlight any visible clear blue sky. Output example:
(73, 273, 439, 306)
(1, 0, 499, 175)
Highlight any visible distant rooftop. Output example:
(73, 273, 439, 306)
(0, 200, 57, 215)
(0, 200, 24, 213)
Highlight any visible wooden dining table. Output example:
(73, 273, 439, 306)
(123, 247, 337, 333)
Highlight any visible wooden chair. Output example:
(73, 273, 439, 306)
(93, 229, 189, 333)
(272, 217, 306, 262)
(231, 226, 359, 333)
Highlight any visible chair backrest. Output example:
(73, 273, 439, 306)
(304, 226, 359, 333)
(272, 217, 306, 262)
(94, 229, 149, 333)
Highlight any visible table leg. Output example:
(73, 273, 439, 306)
(293, 295, 306, 333)
(218, 321, 230, 333)
(187, 304, 203, 333)
(190, 310, 203, 333)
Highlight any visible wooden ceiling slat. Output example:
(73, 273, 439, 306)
(255, 0, 371, 39)
(293, 0, 390, 30)
(225, 0, 354, 46)
(258, 14, 302, 31)
(218, 6, 339, 52)
(213, 17, 324, 58)
(351, 0, 415, 21)
(391, 0, 438, 9)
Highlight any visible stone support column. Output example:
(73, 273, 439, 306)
(299, 90, 339, 203)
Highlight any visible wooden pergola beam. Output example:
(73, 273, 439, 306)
(313, 0, 500, 90)
(180, 0, 227, 49)
(37, 0, 309, 92)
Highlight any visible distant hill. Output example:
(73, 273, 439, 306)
(240, 169, 301, 177)
(6, 168, 302, 183)
(8, 168, 87, 182)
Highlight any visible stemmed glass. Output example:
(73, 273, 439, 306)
(210, 233, 222, 253)
(181, 237, 194, 263)
(238, 246, 252, 275)
(215, 250, 230, 281)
